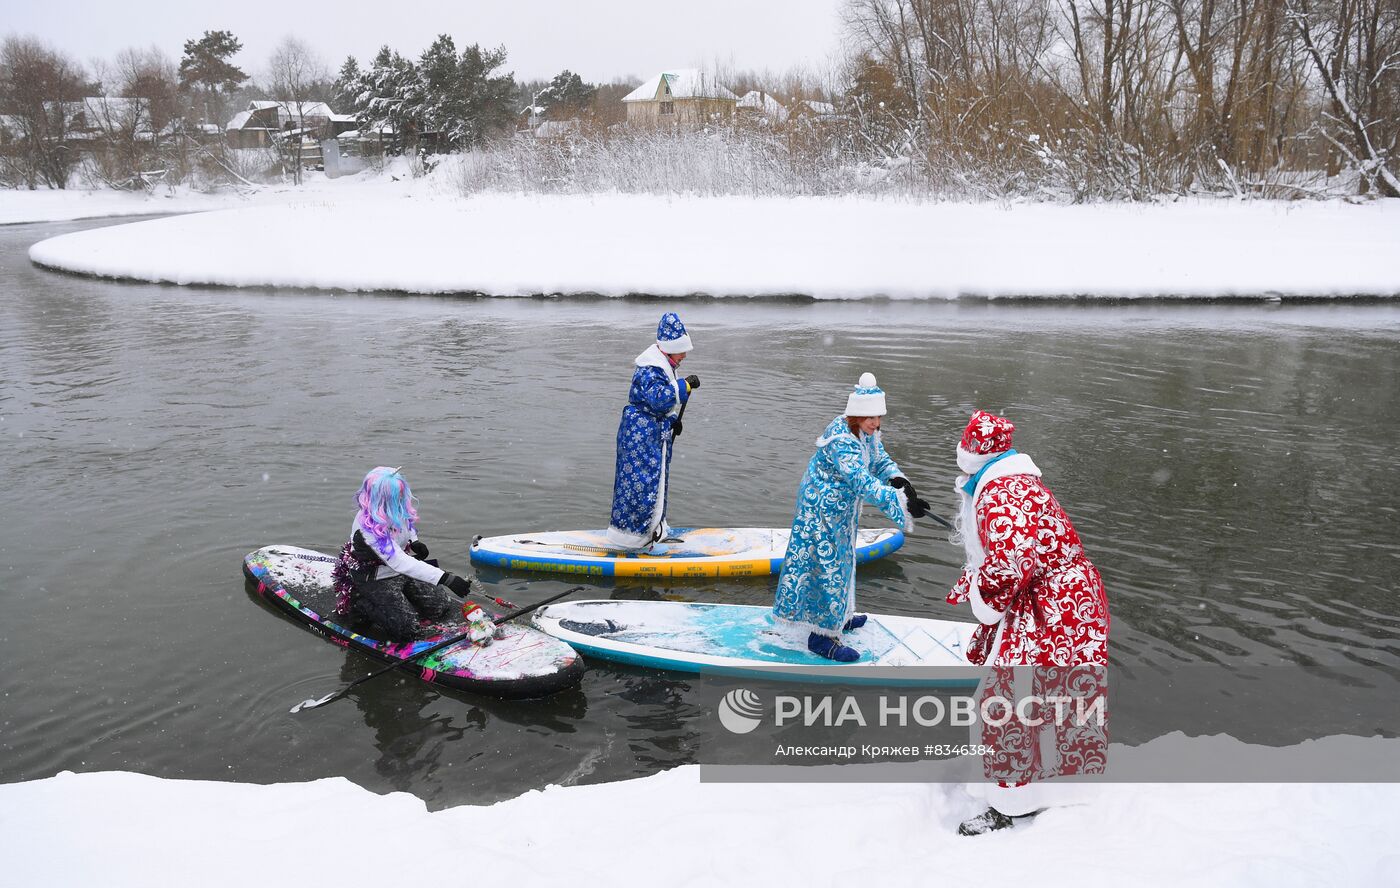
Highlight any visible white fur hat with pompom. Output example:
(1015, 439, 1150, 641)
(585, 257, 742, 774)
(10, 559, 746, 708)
(845, 372, 887, 417)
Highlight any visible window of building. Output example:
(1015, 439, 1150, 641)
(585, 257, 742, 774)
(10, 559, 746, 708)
(660, 101, 674, 115)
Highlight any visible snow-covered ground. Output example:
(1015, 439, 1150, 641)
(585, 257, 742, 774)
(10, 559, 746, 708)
(0, 159, 441, 226)
(0, 185, 255, 225)
(3, 733, 1397, 887)
(25, 188, 1400, 298)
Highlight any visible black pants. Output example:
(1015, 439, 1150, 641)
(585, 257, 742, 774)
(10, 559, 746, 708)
(350, 573, 455, 642)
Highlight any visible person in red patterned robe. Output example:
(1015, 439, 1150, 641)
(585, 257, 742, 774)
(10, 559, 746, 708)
(945, 410, 1109, 835)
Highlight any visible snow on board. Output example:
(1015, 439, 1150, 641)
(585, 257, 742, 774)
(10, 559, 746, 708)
(470, 526, 904, 578)
(532, 600, 979, 686)
(243, 545, 584, 698)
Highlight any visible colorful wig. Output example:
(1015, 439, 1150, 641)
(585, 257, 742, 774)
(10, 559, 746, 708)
(355, 466, 418, 556)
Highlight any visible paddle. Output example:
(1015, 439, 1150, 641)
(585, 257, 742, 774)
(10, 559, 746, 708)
(924, 511, 956, 531)
(670, 398, 689, 441)
(290, 587, 580, 713)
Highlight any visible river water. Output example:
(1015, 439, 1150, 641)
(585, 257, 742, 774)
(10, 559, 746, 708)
(2, 217, 1398, 805)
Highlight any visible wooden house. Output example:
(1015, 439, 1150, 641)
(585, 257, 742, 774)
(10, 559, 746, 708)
(622, 70, 737, 127)
(226, 100, 335, 148)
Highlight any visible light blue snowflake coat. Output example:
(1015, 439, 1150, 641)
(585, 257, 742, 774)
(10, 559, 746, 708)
(773, 416, 912, 636)
(607, 344, 692, 548)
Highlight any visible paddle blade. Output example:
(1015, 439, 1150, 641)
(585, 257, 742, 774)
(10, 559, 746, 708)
(290, 692, 337, 714)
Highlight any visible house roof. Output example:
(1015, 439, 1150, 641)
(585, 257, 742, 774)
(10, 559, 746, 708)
(248, 100, 335, 118)
(226, 110, 255, 130)
(737, 90, 788, 119)
(795, 99, 837, 116)
(58, 97, 146, 129)
(623, 70, 737, 103)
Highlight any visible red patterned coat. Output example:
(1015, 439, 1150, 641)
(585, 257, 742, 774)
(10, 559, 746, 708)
(948, 468, 1110, 784)
(948, 472, 1108, 668)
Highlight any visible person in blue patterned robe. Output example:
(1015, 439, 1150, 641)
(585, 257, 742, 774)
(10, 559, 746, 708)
(773, 373, 928, 661)
(607, 313, 700, 550)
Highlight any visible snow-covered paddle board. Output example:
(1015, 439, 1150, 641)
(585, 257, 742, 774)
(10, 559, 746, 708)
(470, 526, 904, 578)
(532, 600, 979, 686)
(243, 546, 584, 698)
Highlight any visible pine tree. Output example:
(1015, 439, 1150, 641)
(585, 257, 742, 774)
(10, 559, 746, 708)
(332, 56, 361, 113)
(536, 69, 595, 120)
(347, 36, 516, 154)
(177, 30, 248, 128)
(449, 42, 515, 148)
(355, 46, 418, 149)
(178, 30, 248, 94)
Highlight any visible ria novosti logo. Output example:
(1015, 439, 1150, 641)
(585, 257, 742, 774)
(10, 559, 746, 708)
(717, 688, 765, 734)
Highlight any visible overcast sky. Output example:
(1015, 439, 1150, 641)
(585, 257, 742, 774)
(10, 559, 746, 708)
(5, 0, 847, 85)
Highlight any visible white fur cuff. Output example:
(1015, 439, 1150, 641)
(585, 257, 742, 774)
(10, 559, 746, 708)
(894, 487, 915, 533)
(968, 575, 1006, 625)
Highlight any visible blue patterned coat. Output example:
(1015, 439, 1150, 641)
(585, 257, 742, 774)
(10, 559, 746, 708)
(607, 345, 691, 548)
(773, 416, 912, 635)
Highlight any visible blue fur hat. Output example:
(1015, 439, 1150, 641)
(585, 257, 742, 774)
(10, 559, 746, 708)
(656, 312, 693, 353)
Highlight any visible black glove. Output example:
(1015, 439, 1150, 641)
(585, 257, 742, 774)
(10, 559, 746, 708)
(889, 476, 919, 502)
(908, 497, 931, 519)
(439, 572, 474, 598)
(408, 540, 429, 560)
(671, 418, 683, 439)
(685, 375, 700, 391)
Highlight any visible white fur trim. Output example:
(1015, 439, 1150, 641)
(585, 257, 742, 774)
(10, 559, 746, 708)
(772, 615, 845, 643)
(968, 575, 1005, 625)
(987, 781, 1043, 817)
(658, 332, 693, 353)
(972, 453, 1041, 501)
(893, 487, 914, 533)
(845, 391, 886, 416)
(605, 525, 653, 550)
(633, 344, 682, 415)
(956, 443, 1000, 475)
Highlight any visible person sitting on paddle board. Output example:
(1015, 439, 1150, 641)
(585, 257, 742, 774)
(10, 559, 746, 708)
(773, 373, 930, 662)
(331, 466, 495, 644)
(944, 411, 1108, 836)
(605, 312, 701, 551)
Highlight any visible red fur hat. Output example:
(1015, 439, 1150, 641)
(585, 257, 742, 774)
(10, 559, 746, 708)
(959, 410, 1015, 455)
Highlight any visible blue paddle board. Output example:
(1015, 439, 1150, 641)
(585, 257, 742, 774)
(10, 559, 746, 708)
(531, 600, 979, 686)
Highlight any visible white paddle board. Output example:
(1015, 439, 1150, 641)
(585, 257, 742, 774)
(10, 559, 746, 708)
(532, 599, 978, 686)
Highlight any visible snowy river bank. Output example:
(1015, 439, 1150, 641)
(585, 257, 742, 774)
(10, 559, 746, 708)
(4, 734, 1397, 887)
(25, 191, 1400, 299)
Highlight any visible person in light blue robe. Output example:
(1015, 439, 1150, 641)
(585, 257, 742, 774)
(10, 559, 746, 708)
(773, 373, 927, 661)
(606, 313, 700, 550)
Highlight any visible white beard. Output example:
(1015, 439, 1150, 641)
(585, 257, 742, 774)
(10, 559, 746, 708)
(952, 445, 996, 568)
(953, 487, 984, 568)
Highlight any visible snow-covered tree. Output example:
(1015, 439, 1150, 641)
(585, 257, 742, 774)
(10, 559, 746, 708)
(420, 36, 515, 149)
(536, 69, 595, 119)
(177, 30, 247, 126)
(345, 36, 515, 153)
(332, 56, 361, 113)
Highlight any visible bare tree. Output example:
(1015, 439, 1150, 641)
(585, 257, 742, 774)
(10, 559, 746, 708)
(1286, 0, 1399, 195)
(267, 36, 330, 183)
(0, 36, 87, 188)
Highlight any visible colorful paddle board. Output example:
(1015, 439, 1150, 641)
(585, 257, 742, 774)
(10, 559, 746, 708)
(243, 545, 584, 698)
(471, 526, 904, 578)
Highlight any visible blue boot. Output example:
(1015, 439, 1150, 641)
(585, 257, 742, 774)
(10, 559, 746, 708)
(808, 632, 860, 662)
(844, 613, 868, 631)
